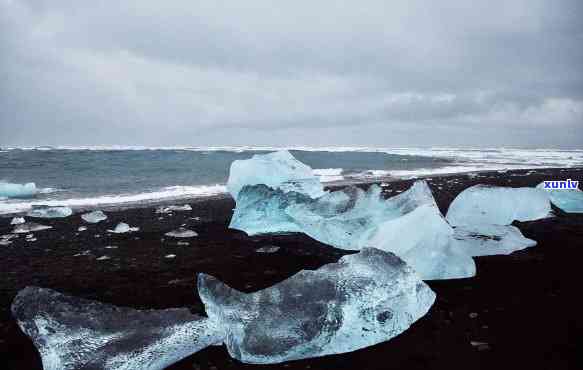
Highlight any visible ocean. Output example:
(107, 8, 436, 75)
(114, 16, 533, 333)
(1, 147, 582, 215)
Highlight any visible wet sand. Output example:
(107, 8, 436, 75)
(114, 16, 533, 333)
(1, 167, 582, 370)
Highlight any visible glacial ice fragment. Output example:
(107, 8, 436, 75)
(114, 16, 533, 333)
(11, 216, 25, 225)
(13, 222, 52, 234)
(11, 287, 224, 370)
(156, 205, 192, 214)
(446, 185, 552, 226)
(230, 181, 475, 279)
(165, 228, 198, 238)
(107, 222, 139, 234)
(27, 206, 73, 219)
(536, 182, 583, 213)
(452, 224, 536, 256)
(81, 210, 108, 223)
(198, 248, 436, 364)
(0, 181, 37, 198)
(227, 151, 325, 200)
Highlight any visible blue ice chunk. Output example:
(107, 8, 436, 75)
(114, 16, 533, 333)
(227, 151, 325, 200)
(0, 182, 37, 198)
(452, 224, 536, 256)
(230, 181, 475, 280)
(11, 287, 224, 370)
(198, 248, 436, 364)
(446, 185, 552, 226)
(536, 182, 583, 213)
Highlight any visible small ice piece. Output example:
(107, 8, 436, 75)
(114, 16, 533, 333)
(107, 222, 139, 234)
(78, 226, 88, 232)
(27, 206, 73, 219)
(199, 248, 436, 364)
(81, 210, 108, 224)
(165, 254, 177, 259)
(73, 250, 92, 257)
(104, 245, 118, 249)
(0, 181, 37, 198)
(96, 255, 110, 261)
(176, 241, 190, 246)
(536, 182, 583, 213)
(0, 234, 17, 246)
(453, 224, 536, 256)
(156, 205, 192, 214)
(231, 181, 475, 279)
(165, 228, 198, 238)
(446, 185, 552, 226)
(227, 150, 325, 200)
(11, 217, 25, 225)
(11, 287, 224, 370)
(256, 245, 280, 253)
(13, 222, 52, 234)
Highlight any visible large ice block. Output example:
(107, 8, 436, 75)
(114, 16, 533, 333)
(536, 182, 583, 213)
(230, 181, 475, 279)
(198, 248, 436, 364)
(446, 185, 552, 226)
(227, 151, 325, 200)
(11, 287, 224, 370)
(27, 206, 73, 219)
(452, 224, 536, 257)
(0, 182, 37, 198)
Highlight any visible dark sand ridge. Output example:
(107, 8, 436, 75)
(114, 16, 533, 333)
(1, 167, 582, 370)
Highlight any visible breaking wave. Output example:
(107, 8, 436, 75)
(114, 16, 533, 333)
(0, 184, 226, 215)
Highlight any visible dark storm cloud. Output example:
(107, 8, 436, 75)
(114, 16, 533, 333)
(1, 0, 582, 147)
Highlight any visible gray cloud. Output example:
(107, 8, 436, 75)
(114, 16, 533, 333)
(1, 0, 582, 147)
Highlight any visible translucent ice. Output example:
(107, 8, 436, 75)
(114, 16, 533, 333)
(81, 210, 108, 223)
(156, 205, 192, 214)
(107, 222, 139, 234)
(452, 224, 536, 257)
(165, 228, 198, 238)
(446, 185, 552, 226)
(227, 151, 325, 200)
(27, 206, 73, 219)
(198, 248, 436, 364)
(11, 287, 223, 370)
(536, 182, 583, 213)
(0, 181, 37, 198)
(230, 181, 475, 279)
(11, 216, 25, 225)
(13, 222, 52, 234)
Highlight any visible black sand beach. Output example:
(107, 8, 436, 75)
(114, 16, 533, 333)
(1, 168, 582, 370)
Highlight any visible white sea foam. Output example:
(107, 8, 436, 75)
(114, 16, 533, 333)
(0, 184, 226, 215)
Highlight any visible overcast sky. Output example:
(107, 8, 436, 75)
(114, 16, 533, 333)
(1, 1, 582, 148)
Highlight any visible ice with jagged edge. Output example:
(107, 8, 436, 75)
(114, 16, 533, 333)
(452, 224, 536, 256)
(11, 287, 224, 370)
(446, 185, 552, 226)
(27, 206, 73, 219)
(198, 248, 436, 364)
(107, 222, 139, 234)
(227, 150, 325, 200)
(0, 181, 37, 198)
(230, 181, 475, 279)
(536, 182, 583, 213)
(81, 210, 108, 223)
